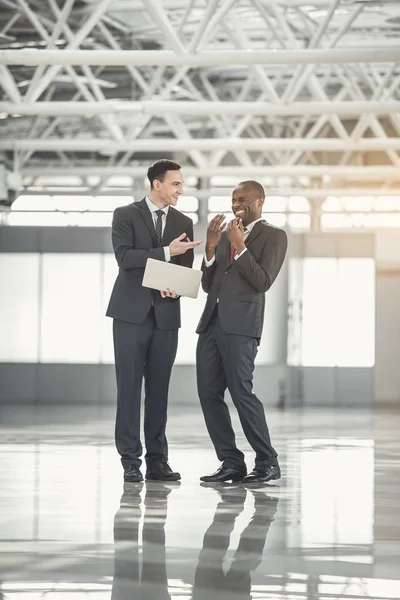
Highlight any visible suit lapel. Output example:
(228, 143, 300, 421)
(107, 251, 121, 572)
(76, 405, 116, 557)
(136, 198, 157, 246)
(244, 219, 265, 247)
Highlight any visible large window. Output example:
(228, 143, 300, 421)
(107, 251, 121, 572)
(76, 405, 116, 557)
(0, 254, 40, 362)
(40, 254, 104, 363)
(0, 251, 286, 366)
(300, 258, 375, 367)
(7, 195, 199, 226)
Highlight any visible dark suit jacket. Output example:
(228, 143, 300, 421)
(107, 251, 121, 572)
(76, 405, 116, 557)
(106, 198, 194, 329)
(196, 221, 287, 339)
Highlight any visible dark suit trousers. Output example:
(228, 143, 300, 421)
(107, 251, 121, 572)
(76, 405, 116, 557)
(196, 308, 278, 469)
(113, 309, 178, 468)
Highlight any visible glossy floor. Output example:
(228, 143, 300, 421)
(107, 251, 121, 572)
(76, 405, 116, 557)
(0, 403, 399, 599)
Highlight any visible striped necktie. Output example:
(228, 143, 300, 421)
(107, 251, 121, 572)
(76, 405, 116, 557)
(155, 209, 164, 247)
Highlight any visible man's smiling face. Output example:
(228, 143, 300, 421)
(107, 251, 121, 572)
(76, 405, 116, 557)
(231, 183, 264, 227)
(153, 169, 184, 207)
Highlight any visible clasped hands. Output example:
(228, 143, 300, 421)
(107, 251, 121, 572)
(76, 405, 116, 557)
(206, 214, 246, 254)
(160, 232, 202, 299)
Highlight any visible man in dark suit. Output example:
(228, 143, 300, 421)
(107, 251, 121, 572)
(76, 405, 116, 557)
(107, 159, 200, 483)
(196, 180, 288, 484)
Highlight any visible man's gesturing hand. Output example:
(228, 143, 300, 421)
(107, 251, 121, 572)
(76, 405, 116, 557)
(205, 214, 226, 261)
(169, 233, 202, 256)
(226, 218, 246, 254)
(206, 214, 226, 249)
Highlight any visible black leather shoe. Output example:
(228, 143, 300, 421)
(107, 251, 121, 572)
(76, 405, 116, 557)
(242, 464, 281, 484)
(123, 464, 143, 483)
(146, 460, 181, 481)
(200, 465, 247, 483)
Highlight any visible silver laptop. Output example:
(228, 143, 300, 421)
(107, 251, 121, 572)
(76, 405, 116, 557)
(142, 258, 202, 299)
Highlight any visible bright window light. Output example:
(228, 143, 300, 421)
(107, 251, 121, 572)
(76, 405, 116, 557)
(176, 196, 199, 212)
(342, 196, 374, 211)
(184, 176, 198, 187)
(323, 196, 343, 212)
(210, 176, 238, 186)
(106, 176, 133, 187)
(12, 195, 55, 211)
(288, 214, 310, 230)
(53, 196, 92, 211)
(79, 213, 113, 227)
(208, 196, 231, 212)
(372, 196, 400, 211)
(89, 196, 134, 211)
(264, 196, 287, 212)
(35, 176, 82, 186)
(321, 214, 353, 229)
(6, 211, 67, 226)
(301, 258, 375, 367)
(40, 254, 103, 363)
(288, 196, 309, 212)
(264, 213, 286, 227)
(363, 213, 400, 228)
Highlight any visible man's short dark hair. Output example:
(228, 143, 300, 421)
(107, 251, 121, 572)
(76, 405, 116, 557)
(147, 159, 181, 188)
(237, 180, 265, 199)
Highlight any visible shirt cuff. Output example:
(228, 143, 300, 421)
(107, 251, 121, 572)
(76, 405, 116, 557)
(204, 254, 216, 267)
(234, 247, 247, 260)
(163, 247, 171, 262)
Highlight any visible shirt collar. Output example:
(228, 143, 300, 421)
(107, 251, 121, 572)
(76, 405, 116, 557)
(244, 217, 264, 234)
(145, 196, 169, 216)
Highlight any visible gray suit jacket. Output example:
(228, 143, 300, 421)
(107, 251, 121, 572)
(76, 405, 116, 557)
(106, 198, 194, 329)
(196, 221, 287, 339)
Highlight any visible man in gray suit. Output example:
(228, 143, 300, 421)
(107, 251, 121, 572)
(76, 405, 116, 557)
(107, 159, 200, 483)
(196, 180, 287, 484)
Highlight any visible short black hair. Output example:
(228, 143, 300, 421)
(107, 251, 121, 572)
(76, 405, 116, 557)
(147, 159, 181, 188)
(237, 180, 265, 199)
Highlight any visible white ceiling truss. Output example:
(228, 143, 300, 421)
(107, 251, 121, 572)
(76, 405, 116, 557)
(0, 0, 400, 202)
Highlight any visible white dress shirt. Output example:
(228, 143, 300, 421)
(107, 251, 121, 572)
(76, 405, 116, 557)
(204, 217, 264, 267)
(145, 196, 171, 262)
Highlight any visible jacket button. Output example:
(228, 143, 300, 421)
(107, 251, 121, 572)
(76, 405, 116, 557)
(224, 271, 228, 275)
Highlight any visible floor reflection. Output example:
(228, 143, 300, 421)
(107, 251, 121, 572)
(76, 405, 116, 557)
(193, 485, 279, 600)
(0, 405, 399, 599)
(112, 482, 178, 600)
(112, 481, 280, 600)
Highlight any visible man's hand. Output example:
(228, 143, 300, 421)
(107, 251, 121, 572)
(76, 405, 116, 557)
(226, 218, 245, 253)
(206, 214, 226, 260)
(160, 289, 178, 299)
(169, 233, 202, 256)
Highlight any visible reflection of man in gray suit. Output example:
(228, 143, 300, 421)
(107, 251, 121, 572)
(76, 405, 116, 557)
(197, 181, 288, 484)
(193, 485, 279, 600)
(112, 482, 180, 600)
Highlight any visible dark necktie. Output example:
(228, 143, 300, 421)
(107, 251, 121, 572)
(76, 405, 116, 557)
(155, 209, 164, 247)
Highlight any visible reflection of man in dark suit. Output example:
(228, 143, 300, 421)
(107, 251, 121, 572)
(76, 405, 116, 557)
(197, 181, 288, 484)
(112, 482, 180, 600)
(106, 159, 200, 483)
(193, 485, 279, 600)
